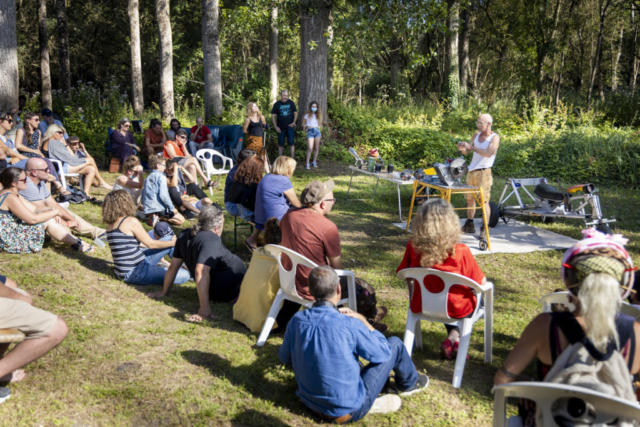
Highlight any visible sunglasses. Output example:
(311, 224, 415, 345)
(123, 124, 130, 128)
(56, 131, 64, 135)
(15, 177, 28, 183)
(2, 118, 13, 124)
(32, 118, 40, 122)
(176, 135, 186, 140)
(69, 142, 79, 145)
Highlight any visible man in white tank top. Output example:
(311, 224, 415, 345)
(457, 114, 501, 237)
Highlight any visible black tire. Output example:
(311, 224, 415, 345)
(596, 223, 612, 235)
(488, 202, 500, 228)
(541, 215, 555, 224)
(479, 240, 488, 251)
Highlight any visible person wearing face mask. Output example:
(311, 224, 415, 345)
(303, 101, 322, 170)
(113, 155, 145, 202)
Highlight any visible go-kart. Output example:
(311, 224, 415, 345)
(490, 177, 615, 234)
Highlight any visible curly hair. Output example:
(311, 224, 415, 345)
(234, 155, 264, 185)
(102, 190, 137, 225)
(410, 198, 461, 268)
(122, 155, 140, 173)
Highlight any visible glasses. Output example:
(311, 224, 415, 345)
(323, 198, 337, 204)
(30, 168, 50, 173)
(176, 135, 186, 140)
(123, 124, 130, 128)
(32, 118, 40, 122)
(2, 118, 13, 124)
(69, 142, 79, 145)
(56, 131, 64, 135)
(15, 177, 28, 183)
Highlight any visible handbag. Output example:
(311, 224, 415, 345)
(109, 158, 121, 173)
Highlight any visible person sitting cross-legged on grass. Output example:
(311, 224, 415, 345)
(279, 266, 429, 423)
(397, 198, 485, 360)
(141, 155, 185, 227)
(0, 274, 68, 403)
(164, 158, 212, 220)
(148, 205, 247, 322)
(103, 190, 191, 286)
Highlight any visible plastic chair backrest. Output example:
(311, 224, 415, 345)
(397, 268, 484, 321)
(195, 149, 233, 171)
(540, 291, 640, 322)
(264, 244, 318, 299)
(493, 382, 640, 427)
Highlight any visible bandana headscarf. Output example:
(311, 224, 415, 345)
(561, 229, 635, 298)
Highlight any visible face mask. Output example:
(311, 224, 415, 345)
(311, 107, 317, 112)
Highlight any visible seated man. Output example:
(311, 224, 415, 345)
(279, 266, 428, 423)
(141, 155, 185, 226)
(143, 119, 167, 159)
(148, 205, 246, 322)
(38, 108, 68, 139)
(21, 158, 107, 243)
(163, 130, 214, 187)
(187, 116, 214, 157)
(0, 274, 68, 403)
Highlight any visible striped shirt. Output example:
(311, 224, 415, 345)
(106, 217, 145, 278)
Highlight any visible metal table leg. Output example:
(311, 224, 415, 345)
(396, 183, 403, 222)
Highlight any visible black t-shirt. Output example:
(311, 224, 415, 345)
(174, 229, 245, 279)
(271, 100, 297, 128)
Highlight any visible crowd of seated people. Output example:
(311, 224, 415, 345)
(165, 158, 213, 219)
(163, 129, 213, 187)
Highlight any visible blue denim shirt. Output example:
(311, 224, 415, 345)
(278, 306, 391, 417)
(141, 170, 173, 214)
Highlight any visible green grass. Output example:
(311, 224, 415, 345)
(0, 162, 638, 426)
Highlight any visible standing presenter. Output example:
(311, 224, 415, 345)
(457, 114, 500, 241)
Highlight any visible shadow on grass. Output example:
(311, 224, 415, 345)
(231, 408, 292, 427)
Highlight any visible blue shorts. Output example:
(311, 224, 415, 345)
(306, 128, 321, 139)
(277, 126, 295, 146)
(0, 275, 5, 284)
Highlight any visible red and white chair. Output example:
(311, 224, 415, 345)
(540, 290, 640, 322)
(256, 244, 357, 347)
(398, 268, 493, 388)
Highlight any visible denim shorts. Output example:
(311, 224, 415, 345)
(277, 126, 295, 146)
(306, 127, 321, 139)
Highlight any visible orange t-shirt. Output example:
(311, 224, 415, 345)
(145, 129, 164, 148)
(163, 140, 186, 159)
(396, 242, 484, 318)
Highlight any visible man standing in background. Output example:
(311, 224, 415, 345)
(271, 90, 298, 158)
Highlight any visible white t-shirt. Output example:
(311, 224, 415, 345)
(305, 113, 319, 128)
(468, 133, 497, 171)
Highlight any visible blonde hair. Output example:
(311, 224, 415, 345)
(411, 198, 461, 267)
(574, 273, 622, 352)
(102, 190, 137, 225)
(122, 155, 140, 173)
(272, 156, 296, 178)
(42, 124, 66, 144)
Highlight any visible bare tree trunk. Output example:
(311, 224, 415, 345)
(56, 0, 70, 92)
(38, 0, 52, 110)
(444, 0, 460, 108)
(459, 4, 470, 94)
(389, 35, 400, 99)
(630, 3, 638, 91)
(555, 51, 565, 106)
(0, 0, 18, 112)
(202, 0, 222, 122)
(299, 0, 332, 126)
(155, 0, 174, 123)
(612, 18, 623, 90)
(587, 0, 612, 108)
(327, 9, 334, 94)
(128, 0, 144, 116)
(269, 4, 279, 104)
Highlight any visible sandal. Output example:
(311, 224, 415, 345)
(205, 179, 214, 188)
(440, 339, 453, 360)
(71, 238, 95, 253)
(244, 238, 257, 253)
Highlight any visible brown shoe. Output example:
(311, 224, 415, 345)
(374, 306, 388, 322)
(373, 322, 389, 333)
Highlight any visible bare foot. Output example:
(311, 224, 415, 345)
(0, 370, 26, 383)
(201, 198, 212, 206)
(99, 183, 113, 190)
(187, 313, 216, 323)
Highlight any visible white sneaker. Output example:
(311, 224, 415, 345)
(305, 163, 310, 170)
(369, 394, 401, 414)
(312, 161, 318, 168)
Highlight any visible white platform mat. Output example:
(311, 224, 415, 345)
(393, 219, 578, 255)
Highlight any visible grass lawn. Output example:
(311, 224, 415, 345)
(0, 160, 638, 426)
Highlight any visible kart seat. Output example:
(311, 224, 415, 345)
(534, 183, 565, 201)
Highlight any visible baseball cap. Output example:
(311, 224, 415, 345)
(41, 108, 52, 116)
(300, 179, 334, 205)
(153, 221, 175, 238)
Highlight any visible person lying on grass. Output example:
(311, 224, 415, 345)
(279, 266, 429, 423)
(147, 205, 246, 322)
(397, 198, 485, 360)
(0, 274, 68, 404)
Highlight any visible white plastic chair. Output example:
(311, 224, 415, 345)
(49, 158, 84, 191)
(195, 148, 233, 195)
(256, 244, 358, 347)
(398, 268, 493, 388)
(493, 382, 640, 427)
(540, 291, 640, 322)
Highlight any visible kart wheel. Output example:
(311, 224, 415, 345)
(488, 202, 499, 228)
(479, 240, 488, 251)
(541, 215, 555, 224)
(596, 223, 612, 235)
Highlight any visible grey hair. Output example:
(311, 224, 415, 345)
(280, 89, 289, 95)
(118, 118, 130, 129)
(191, 205, 224, 236)
(308, 266, 339, 300)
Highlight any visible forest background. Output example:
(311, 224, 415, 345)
(1, 0, 639, 186)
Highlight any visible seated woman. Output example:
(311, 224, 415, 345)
(494, 229, 640, 386)
(103, 190, 190, 286)
(254, 156, 301, 246)
(224, 149, 256, 217)
(165, 158, 212, 219)
(397, 198, 485, 360)
(113, 155, 145, 202)
(141, 155, 185, 226)
(147, 205, 247, 322)
(227, 155, 264, 250)
(44, 124, 113, 195)
(233, 218, 282, 332)
(163, 130, 213, 188)
(110, 118, 138, 165)
(0, 167, 94, 253)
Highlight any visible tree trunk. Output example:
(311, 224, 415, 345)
(202, 0, 222, 122)
(587, 0, 611, 108)
(299, 0, 332, 126)
(38, 0, 52, 110)
(155, 0, 174, 123)
(459, 4, 470, 94)
(444, 0, 460, 109)
(389, 35, 400, 99)
(128, 0, 144, 117)
(56, 0, 70, 92)
(555, 51, 565, 106)
(326, 9, 334, 94)
(630, 3, 638, 91)
(0, 0, 18, 112)
(611, 18, 623, 90)
(269, 4, 279, 104)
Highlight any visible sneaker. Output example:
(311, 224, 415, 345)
(451, 341, 469, 360)
(369, 394, 402, 414)
(311, 161, 318, 168)
(305, 163, 310, 170)
(0, 387, 11, 405)
(440, 338, 453, 360)
(398, 374, 429, 396)
(147, 214, 159, 227)
(461, 219, 475, 234)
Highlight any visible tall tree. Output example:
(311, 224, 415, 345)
(202, 0, 223, 121)
(459, 4, 470, 95)
(155, 0, 175, 123)
(444, 0, 460, 108)
(56, 0, 70, 92)
(269, 3, 279, 104)
(38, 0, 52, 110)
(128, 0, 144, 117)
(0, 0, 18, 112)
(587, 0, 614, 108)
(299, 0, 332, 125)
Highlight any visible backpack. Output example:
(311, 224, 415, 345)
(537, 314, 637, 426)
(55, 185, 89, 204)
(355, 277, 378, 321)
